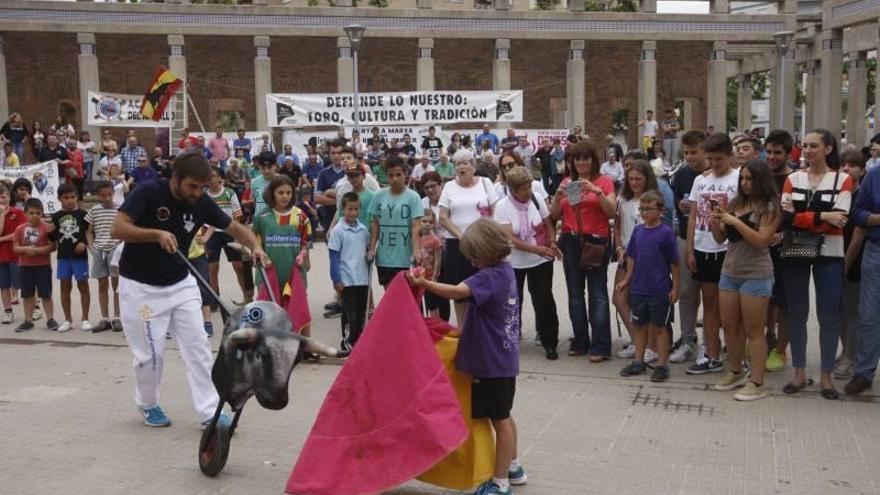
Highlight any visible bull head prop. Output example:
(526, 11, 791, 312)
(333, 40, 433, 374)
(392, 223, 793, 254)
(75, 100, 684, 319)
(199, 301, 347, 477)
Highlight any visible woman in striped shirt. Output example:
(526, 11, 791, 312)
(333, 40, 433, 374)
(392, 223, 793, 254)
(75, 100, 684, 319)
(780, 129, 853, 400)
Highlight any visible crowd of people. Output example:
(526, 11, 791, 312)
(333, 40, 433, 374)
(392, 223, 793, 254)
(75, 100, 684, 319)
(5, 108, 880, 494)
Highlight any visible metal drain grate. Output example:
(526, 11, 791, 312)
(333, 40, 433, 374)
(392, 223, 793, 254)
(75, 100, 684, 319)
(631, 386, 715, 416)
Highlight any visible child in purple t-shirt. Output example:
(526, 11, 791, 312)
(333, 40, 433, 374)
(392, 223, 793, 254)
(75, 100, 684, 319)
(407, 217, 526, 495)
(615, 191, 680, 382)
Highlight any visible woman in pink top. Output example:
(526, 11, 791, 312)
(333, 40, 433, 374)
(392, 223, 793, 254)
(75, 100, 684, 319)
(550, 141, 617, 361)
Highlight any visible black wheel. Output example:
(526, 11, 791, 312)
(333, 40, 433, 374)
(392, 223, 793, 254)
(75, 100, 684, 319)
(198, 423, 231, 477)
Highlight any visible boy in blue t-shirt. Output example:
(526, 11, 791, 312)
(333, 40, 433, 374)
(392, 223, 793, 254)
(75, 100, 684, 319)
(408, 218, 527, 495)
(328, 192, 370, 352)
(615, 190, 680, 382)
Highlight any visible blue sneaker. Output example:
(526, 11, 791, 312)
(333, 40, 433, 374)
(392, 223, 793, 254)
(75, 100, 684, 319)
(202, 413, 233, 429)
(473, 480, 511, 495)
(141, 406, 171, 427)
(508, 465, 527, 485)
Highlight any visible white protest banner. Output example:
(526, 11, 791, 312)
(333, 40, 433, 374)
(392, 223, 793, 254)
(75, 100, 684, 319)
(192, 131, 270, 159)
(282, 125, 440, 157)
(267, 91, 523, 128)
(0, 161, 61, 213)
(87, 91, 175, 128)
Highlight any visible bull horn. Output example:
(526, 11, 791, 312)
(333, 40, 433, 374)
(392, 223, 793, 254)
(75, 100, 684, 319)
(303, 337, 348, 358)
(229, 327, 259, 348)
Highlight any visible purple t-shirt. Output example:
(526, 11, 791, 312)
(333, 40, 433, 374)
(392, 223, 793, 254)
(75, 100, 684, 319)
(626, 223, 678, 296)
(455, 262, 520, 378)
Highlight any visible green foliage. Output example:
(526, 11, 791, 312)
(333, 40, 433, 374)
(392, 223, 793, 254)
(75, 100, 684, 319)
(584, 0, 604, 11)
(750, 73, 769, 100)
(534, 0, 558, 10)
(369, 0, 388, 6)
(610, 0, 637, 11)
(726, 78, 738, 132)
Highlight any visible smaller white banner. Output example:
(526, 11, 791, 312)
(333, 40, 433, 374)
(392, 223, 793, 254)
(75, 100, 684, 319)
(283, 126, 440, 157)
(0, 161, 62, 213)
(87, 91, 175, 128)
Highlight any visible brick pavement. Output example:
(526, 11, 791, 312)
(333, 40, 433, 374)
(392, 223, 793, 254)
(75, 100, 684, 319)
(0, 248, 878, 495)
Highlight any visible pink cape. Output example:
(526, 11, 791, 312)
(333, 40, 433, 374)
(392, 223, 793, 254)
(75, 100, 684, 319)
(285, 273, 468, 495)
(257, 265, 311, 334)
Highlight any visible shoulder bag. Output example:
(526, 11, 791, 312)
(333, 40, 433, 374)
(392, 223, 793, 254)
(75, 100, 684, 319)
(779, 172, 838, 262)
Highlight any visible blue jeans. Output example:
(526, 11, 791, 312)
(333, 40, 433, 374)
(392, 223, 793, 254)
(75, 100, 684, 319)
(783, 257, 843, 372)
(855, 241, 880, 380)
(12, 142, 24, 161)
(558, 233, 611, 356)
(84, 160, 94, 193)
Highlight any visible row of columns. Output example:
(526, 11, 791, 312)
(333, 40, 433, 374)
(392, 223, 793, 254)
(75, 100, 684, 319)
(736, 25, 880, 147)
(0, 32, 733, 141)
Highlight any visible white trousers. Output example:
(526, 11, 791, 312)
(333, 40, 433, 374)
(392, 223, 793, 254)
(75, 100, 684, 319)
(120, 274, 218, 422)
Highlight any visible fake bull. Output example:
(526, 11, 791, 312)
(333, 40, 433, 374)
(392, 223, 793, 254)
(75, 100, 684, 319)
(199, 301, 347, 477)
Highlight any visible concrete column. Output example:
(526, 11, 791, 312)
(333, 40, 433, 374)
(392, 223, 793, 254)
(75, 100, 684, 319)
(337, 37, 353, 93)
(566, 40, 585, 129)
(0, 35, 8, 123)
(771, 35, 796, 131)
(417, 38, 435, 91)
(818, 30, 843, 138)
(639, 0, 656, 13)
(416, 0, 432, 8)
(706, 42, 727, 133)
(710, 0, 729, 14)
(567, 0, 584, 11)
(77, 33, 99, 137)
(167, 35, 187, 134)
(782, 0, 797, 14)
(493, 39, 511, 91)
(638, 41, 657, 127)
(846, 51, 868, 147)
(254, 36, 272, 132)
(804, 60, 821, 132)
(736, 74, 752, 132)
(493, 0, 509, 10)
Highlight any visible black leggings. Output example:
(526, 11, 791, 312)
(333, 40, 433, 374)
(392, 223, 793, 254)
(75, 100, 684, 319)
(515, 261, 559, 350)
(341, 286, 369, 349)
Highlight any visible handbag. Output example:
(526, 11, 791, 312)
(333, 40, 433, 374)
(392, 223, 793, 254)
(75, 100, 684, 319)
(779, 172, 838, 262)
(574, 190, 608, 270)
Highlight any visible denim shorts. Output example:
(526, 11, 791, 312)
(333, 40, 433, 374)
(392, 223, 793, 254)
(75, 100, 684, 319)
(718, 274, 774, 297)
(0, 262, 19, 289)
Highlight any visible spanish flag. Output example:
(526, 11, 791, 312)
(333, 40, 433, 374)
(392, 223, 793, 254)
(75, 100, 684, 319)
(139, 66, 182, 121)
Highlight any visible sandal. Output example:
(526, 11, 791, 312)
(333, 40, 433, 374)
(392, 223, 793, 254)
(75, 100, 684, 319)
(821, 388, 839, 400)
(588, 354, 609, 363)
(782, 378, 814, 395)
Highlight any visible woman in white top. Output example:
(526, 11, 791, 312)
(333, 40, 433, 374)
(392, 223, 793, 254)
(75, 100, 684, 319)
(98, 147, 122, 180)
(494, 166, 562, 360)
(613, 160, 661, 360)
(438, 149, 499, 326)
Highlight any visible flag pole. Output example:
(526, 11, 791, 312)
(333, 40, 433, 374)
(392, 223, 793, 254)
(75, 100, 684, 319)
(185, 81, 206, 132)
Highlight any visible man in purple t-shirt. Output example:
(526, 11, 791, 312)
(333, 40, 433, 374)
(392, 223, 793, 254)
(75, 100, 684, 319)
(615, 191, 680, 382)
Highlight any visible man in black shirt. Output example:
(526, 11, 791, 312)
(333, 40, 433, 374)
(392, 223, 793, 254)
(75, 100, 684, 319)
(668, 130, 707, 364)
(111, 151, 267, 428)
(763, 129, 795, 372)
(37, 134, 72, 182)
(420, 126, 444, 164)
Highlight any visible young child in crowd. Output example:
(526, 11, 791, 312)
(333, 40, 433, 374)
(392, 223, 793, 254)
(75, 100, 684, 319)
(615, 190, 680, 382)
(12, 178, 31, 210)
(369, 155, 423, 289)
(0, 185, 25, 323)
(50, 183, 91, 332)
(13, 198, 57, 332)
(407, 218, 526, 495)
(252, 175, 311, 337)
(418, 212, 443, 317)
(86, 180, 122, 333)
(328, 192, 371, 351)
(189, 225, 216, 337)
(107, 163, 130, 207)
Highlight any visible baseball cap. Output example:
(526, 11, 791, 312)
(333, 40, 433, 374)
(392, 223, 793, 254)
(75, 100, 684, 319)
(257, 150, 277, 166)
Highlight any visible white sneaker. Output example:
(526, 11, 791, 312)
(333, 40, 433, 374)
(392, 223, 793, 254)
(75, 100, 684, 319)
(32, 307, 42, 321)
(57, 321, 72, 333)
(617, 343, 635, 359)
(670, 342, 694, 363)
(1, 311, 11, 324)
(644, 348, 658, 364)
(80, 320, 93, 332)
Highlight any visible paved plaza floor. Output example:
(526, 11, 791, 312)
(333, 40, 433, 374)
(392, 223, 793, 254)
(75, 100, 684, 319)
(1, 247, 878, 495)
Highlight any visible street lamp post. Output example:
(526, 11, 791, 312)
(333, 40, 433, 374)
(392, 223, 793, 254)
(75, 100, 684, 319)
(344, 25, 366, 132)
(774, 31, 795, 131)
